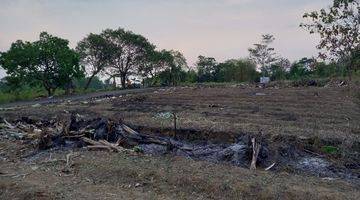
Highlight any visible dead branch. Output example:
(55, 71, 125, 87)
(265, 163, 276, 171)
(122, 125, 141, 138)
(3, 119, 16, 129)
(250, 138, 261, 170)
(81, 137, 102, 146)
(98, 140, 127, 152)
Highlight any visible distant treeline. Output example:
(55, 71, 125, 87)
(0, 0, 358, 101)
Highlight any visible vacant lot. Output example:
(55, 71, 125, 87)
(1, 85, 359, 199)
(4, 85, 358, 141)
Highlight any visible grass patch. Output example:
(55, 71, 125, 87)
(321, 146, 339, 154)
(0, 86, 117, 104)
(0, 88, 47, 104)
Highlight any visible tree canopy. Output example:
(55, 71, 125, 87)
(0, 32, 84, 96)
(301, 0, 360, 78)
(248, 34, 279, 76)
(103, 28, 156, 88)
(76, 33, 114, 90)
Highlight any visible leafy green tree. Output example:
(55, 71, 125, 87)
(216, 59, 258, 82)
(288, 58, 314, 80)
(183, 69, 198, 83)
(103, 28, 155, 88)
(168, 50, 188, 86)
(248, 34, 279, 76)
(138, 49, 173, 86)
(196, 55, 218, 82)
(0, 32, 83, 96)
(312, 61, 345, 78)
(269, 58, 291, 80)
(301, 0, 359, 79)
(0, 40, 36, 92)
(76, 33, 114, 90)
(74, 76, 107, 90)
(154, 50, 189, 86)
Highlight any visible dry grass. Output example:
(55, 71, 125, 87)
(1, 85, 359, 199)
(1, 146, 359, 200)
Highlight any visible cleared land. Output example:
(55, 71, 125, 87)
(0, 84, 359, 199)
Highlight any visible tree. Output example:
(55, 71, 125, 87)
(288, 58, 314, 80)
(0, 40, 36, 91)
(196, 55, 218, 82)
(216, 59, 258, 82)
(138, 49, 173, 86)
(301, 0, 360, 79)
(76, 33, 114, 90)
(154, 50, 189, 86)
(168, 50, 188, 86)
(74, 76, 107, 90)
(103, 28, 155, 88)
(269, 58, 291, 80)
(0, 32, 83, 96)
(248, 34, 279, 76)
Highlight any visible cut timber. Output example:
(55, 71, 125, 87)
(250, 138, 261, 170)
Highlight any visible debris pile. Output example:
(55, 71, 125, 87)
(0, 114, 191, 153)
(0, 115, 263, 168)
(1, 115, 358, 181)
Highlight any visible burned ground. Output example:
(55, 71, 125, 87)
(0, 84, 359, 199)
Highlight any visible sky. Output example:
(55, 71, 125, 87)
(0, 0, 331, 77)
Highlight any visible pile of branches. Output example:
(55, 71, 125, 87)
(0, 114, 185, 153)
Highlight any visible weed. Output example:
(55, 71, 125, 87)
(321, 146, 339, 154)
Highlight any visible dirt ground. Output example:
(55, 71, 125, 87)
(1, 84, 359, 199)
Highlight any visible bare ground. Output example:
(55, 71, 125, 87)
(0, 85, 359, 199)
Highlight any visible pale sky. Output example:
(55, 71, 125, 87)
(0, 0, 331, 77)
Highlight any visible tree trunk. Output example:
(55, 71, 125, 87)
(112, 77, 116, 88)
(347, 65, 352, 82)
(121, 74, 126, 89)
(65, 88, 70, 95)
(64, 81, 73, 95)
(347, 63, 352, 95)
(46, 88, 53, 97)
(84, 74, 96, 90)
